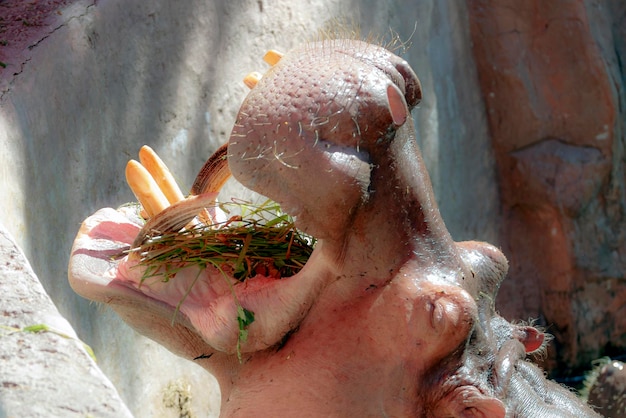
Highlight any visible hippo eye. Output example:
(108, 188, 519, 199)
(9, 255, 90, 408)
(429, 300, 446, 334)
(425, 290, 467, 337)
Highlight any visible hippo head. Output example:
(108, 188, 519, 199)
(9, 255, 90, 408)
(69, 40, 599, 417)
(228, 40, 421, 242)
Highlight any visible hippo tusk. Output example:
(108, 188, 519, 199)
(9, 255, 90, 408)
(262, 49, 283, 66)
(243, 50, 284, 89)
(190, 143, 231, 196)
(126, 145, 228, 247)
(125, 159, 171, 218)
(131, 193, 219, 248)
(243, 71, 263, 89)
(138, 145, 186, 205)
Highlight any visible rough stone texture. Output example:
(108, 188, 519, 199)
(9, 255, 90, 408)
(467, 0, 626, 373)
(0, 0, 497, 416)
(0, 0, 81, 94)
(0, 223, 132, 418)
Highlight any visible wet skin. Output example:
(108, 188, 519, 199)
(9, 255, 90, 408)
(69, 40, 600, 417)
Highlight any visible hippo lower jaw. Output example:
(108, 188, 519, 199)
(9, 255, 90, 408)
(69, 205, 331, 357)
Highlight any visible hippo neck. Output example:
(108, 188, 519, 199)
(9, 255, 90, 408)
(386, 120, 457, 257)
(332, 119, 465, 283)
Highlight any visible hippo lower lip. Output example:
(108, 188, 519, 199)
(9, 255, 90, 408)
(69, 205, 320, 355)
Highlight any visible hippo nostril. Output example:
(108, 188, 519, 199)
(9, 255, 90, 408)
(429, 300, 446, 334)
(386, 84, 409, 127)
(393, 59, 422, 107)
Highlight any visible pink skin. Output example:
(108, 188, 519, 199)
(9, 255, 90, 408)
(69, 40, 515, 416)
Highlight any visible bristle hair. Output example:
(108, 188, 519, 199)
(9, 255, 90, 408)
(312, 17, 411, 55)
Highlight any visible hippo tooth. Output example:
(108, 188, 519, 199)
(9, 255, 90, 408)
(189, 143, 231, 224)
(125, 159, 170, 218)
(138, 145, 185, 204)
(132, 193, 219, 248)
(263, 49, 283, 66)
(190, 143, 231, 196)
(243, 71, 262, 89)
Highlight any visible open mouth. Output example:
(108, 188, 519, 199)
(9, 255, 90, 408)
(69, 145, 323, 357)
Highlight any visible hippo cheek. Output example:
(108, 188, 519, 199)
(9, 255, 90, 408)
(367, 277, 477, 371)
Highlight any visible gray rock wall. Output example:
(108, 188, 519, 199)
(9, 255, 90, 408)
(0, 224, 133, 418)
(0, 0, 496, 416)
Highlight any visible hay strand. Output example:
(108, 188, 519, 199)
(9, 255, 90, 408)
(129, 199, 315, 283)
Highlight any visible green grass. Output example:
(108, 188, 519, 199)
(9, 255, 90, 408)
(130, 199, 315, 284)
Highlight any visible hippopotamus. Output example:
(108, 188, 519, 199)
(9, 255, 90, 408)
(68, 39, 601, 417)
(584, 359, 626, 416)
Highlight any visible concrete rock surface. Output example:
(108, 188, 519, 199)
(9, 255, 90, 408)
(0, 223, 132, 418)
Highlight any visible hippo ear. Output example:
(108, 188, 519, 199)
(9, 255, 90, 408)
(435, 386, 506, 418)
(515, 325, 545, 354)
(386, 83, 409, 127)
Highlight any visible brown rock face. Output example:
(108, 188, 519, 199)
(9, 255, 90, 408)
(467, 0, 626, 372)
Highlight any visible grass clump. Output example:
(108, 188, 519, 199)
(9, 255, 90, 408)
(130, 199, 315, 284)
